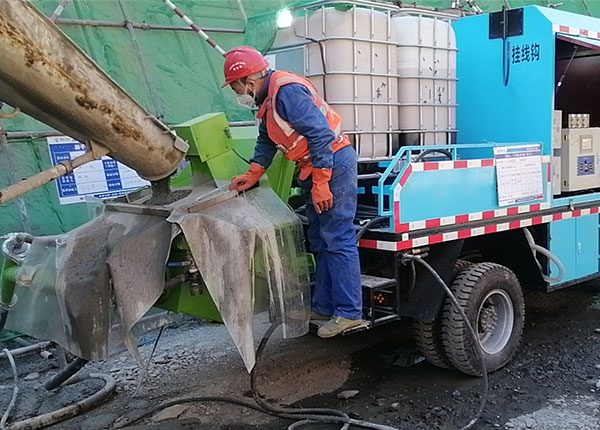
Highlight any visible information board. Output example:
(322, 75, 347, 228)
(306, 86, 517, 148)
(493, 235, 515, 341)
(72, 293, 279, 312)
(48, 136, 149, 205)
(493, 144, 543, 207)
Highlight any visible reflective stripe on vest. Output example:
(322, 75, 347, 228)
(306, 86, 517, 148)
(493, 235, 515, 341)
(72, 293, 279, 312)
(256, 71, 346, 164)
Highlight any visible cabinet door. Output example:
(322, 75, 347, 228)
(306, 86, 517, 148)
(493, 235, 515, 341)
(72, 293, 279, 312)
(576, 215, 600, 279)
(549, 218, 578, 284)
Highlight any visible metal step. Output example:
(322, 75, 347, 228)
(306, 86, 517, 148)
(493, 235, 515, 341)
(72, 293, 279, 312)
(361, 274, 396, 289)
(310, 315, 399, 336)
(308, 274, 399, 336)
(342, 315, 400, 335)
(309, 319, 372, 335)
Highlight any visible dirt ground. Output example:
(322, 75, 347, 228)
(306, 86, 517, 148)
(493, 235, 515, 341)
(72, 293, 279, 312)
(1, 281, 600, 430)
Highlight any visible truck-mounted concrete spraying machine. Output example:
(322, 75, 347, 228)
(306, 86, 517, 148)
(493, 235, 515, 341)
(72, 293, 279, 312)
(1, 0, 600, 428)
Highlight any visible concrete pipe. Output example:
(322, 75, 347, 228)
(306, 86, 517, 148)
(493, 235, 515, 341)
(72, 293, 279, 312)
(0, 0, 188, 182)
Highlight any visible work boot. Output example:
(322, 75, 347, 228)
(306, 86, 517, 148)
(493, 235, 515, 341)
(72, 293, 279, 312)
(317, 316, 362, 338)
(310, 311, 331, 321)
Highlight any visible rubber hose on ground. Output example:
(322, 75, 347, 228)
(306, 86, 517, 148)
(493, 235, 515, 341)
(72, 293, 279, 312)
(8, 373, 115, 430)
(44, 357, 89, 391)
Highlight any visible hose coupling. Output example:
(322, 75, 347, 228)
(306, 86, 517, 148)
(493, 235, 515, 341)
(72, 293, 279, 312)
(2, 233, 32, 264)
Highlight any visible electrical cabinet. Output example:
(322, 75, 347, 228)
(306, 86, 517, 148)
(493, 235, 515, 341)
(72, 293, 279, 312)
(552, 110, 562, 195)
(561, 128, 600, 192)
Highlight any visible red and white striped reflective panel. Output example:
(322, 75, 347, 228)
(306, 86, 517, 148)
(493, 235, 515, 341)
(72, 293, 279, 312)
(360, 207, 600, 251)
(553, 24, 600, 40)
(393, 157, 552, 233)
(394, 202, 552, 233)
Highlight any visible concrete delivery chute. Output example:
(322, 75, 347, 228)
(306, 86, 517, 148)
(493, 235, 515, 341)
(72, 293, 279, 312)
(0, 0, 189, 205)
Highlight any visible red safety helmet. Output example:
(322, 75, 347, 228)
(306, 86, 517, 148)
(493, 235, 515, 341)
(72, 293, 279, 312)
(221, 46, 269, 88)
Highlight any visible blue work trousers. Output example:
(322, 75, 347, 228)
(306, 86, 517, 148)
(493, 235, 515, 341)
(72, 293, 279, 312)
(300, 146, 363, 320)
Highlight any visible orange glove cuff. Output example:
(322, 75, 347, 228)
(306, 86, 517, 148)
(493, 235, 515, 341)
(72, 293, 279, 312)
(248, 162, 265, 179)
(311, 168, 333, 214)
(229, 162, 265, 191)
(311, 168, 332, 185)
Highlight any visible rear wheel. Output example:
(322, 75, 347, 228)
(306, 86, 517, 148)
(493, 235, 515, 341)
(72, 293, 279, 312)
(413, 260, 472, 369)
(441, 262, 524, 376)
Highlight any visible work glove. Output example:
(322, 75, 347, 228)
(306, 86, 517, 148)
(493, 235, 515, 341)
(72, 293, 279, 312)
(311, 168, 333, 214)
(229, 162, 264, 192)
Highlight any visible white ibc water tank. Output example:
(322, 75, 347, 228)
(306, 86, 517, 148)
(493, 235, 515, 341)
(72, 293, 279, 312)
(270, 6, 398, 160)
(393, 15, 457, 146)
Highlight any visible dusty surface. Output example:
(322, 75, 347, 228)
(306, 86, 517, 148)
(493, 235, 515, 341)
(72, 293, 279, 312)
(1, 281, 600, 430)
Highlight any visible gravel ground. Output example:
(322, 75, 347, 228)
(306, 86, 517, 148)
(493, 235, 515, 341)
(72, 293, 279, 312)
(1, 281, 599, 430)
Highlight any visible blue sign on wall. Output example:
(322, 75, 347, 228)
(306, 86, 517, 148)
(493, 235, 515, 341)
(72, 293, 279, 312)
(48, 136, 149, 205)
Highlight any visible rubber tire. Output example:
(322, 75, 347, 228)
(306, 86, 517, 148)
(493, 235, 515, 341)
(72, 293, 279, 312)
(441, 262, 524, 376)
(413, 260, 473, 369)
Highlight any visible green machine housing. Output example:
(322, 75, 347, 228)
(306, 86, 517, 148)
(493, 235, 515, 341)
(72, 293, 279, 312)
(154, 112, 299, 322)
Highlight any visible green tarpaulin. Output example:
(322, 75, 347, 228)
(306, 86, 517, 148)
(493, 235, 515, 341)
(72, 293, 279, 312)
(1, 0, 599, 236)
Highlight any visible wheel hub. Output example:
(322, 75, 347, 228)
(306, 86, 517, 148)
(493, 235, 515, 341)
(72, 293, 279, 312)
(476, 289, 515, 355)
(479, 305, 499, 333)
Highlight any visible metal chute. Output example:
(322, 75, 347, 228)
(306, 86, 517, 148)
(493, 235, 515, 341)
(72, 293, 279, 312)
(0, 0, 188, 204)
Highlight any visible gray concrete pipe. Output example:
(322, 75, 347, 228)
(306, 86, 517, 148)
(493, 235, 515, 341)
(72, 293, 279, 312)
(0, 1, 188, 186)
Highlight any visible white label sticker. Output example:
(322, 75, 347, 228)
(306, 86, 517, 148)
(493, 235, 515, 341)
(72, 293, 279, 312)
(493, 144, 544, 207)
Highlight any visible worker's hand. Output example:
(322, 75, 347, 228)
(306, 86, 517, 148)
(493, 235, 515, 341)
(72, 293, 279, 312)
(311, 168, 333, 214)
(229, 162, 265, 192)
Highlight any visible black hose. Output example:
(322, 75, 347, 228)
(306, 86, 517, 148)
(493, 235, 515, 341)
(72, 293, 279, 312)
(119, 263, 486, 429)
(414, 148, 453, 162)
(302, 37, 328, 102)
(120, 323, 399, 430)
(401, 254, 488, 430)
(502, 38, 511, 87)
(115, 396, 284, 428)
(356, 216, 388, 242)
(291, 25, 328, 101)
(44, 357, 89, 391)
(407, 260, 416, 297)
(250, 324, 350, 421)
(501, 6, 510, 87)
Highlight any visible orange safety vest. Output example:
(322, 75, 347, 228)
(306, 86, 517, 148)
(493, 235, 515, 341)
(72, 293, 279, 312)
(256, 71, 350, 180)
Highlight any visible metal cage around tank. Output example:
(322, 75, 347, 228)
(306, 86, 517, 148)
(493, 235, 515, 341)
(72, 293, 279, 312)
(268, 0, 461, 162)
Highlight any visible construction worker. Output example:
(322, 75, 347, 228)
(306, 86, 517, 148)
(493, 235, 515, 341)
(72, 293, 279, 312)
(223, 46, 362, 338)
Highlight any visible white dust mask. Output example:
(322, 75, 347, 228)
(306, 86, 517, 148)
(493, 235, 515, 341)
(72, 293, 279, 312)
(236, 93, 256, 109)
(236, 84, 257, 109)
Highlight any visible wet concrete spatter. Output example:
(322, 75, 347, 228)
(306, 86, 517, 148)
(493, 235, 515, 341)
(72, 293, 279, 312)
(3, 206, 176, 376)
(169, 187, 310, 371)
(503, 397, 600, 430)
(2, 278, 599, 429)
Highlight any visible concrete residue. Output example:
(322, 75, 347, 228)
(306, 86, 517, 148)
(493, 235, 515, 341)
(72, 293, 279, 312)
(5, 210, 174, 361)
(504, 396, 600, 430)
(168, 187, 310, 371)
(5, 185, 309, 374)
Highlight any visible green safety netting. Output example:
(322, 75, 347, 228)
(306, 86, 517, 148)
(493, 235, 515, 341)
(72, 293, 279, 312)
(0, 0, 303, 235)
(1, 0, 600, 236)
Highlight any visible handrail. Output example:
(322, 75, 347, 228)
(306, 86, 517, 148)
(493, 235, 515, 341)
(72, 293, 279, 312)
(376, 142, 536, 217)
